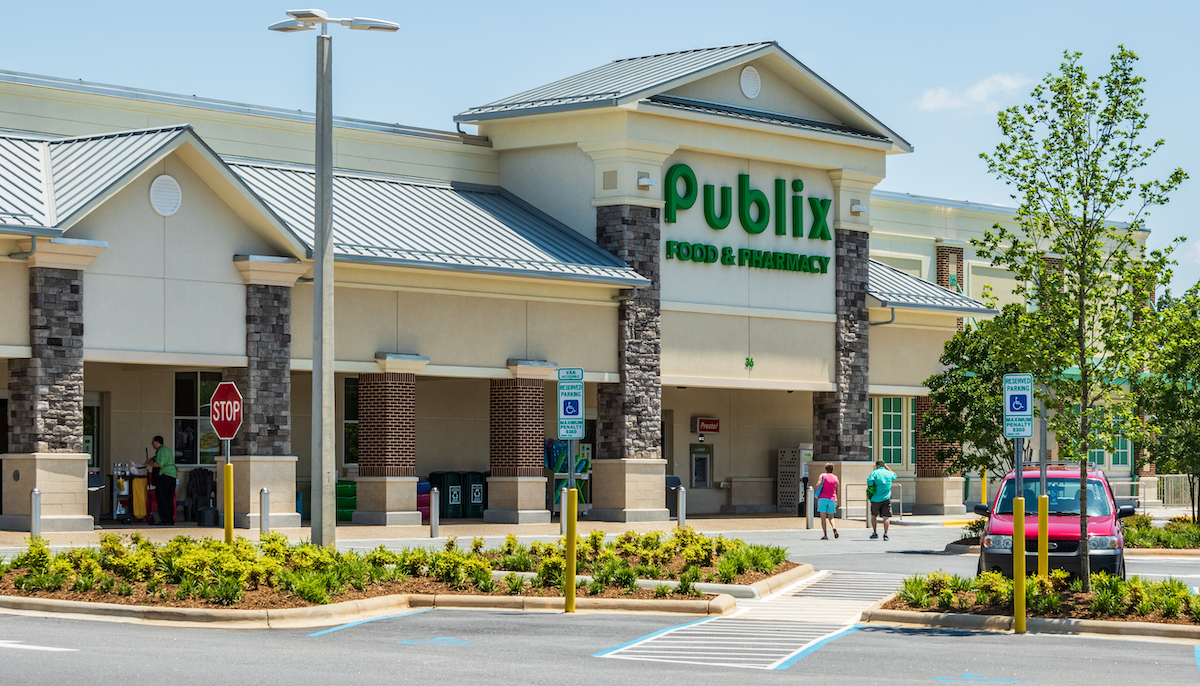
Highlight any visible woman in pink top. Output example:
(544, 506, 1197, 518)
(813, 464, 839, 539)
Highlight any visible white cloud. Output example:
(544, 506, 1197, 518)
(917, 73, 1032, 112)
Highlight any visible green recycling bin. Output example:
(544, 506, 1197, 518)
(429, 471, 463, 519)
(463, 472, 485, 518)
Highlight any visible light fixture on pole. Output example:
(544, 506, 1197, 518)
(269, 8, 398, 548)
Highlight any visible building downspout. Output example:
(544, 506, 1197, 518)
(612, 286, 641, 302)
(869, 307, 896, 326)
(8, 237, 36, 260)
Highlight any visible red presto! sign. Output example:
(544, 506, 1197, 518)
(695, 417, 720, 433)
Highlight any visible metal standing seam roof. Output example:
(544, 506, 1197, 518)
(0, 125, 193, 231)
(224, 158, 650, 287)
(867, 258, 996, 316)
(457, 42, 773, 119)
(645, 95, 890, 143)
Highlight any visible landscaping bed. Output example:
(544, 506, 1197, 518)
(0, 529, 791, 611)
(1123, 515, 1200, 548)
(884, 570, 1200, 626)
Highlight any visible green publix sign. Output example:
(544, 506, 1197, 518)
(663, 163, 831, 275)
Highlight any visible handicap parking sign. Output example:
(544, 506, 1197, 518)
(563, 399, 580, 416)
(1008, 394, 1028, 413)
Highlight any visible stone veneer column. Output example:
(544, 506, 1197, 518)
(590, 204, 669, 523)
(222, 257, 307, 529)
(352, 352, 429, 526)
(484, 362, 552, 524)
(1, 238, 107, 533)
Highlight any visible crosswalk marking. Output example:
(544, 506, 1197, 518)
(596, 569, 902, 670)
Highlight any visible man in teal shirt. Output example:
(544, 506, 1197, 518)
(147, 435, 177, 525)
(867, 460, 896, 540)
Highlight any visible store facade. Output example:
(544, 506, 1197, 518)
(0, 41, 1048, 532)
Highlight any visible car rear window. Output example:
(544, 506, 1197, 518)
(995, 478, 1112, 516)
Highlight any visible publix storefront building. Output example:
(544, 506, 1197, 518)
(0, 41, 1047, 532)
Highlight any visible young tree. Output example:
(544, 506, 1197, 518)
(977, 47, 1185, 588)
(1137, 291, 1200, 521)
(924, 305, 1037, 480)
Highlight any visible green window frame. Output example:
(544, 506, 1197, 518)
(1112, 436, 1130, 467)
(910, 397, 917, 465)
(881, 397, 903, 465)
(343, 377, 358, 466)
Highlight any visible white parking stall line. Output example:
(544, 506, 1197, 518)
(0, 640, 79, 652)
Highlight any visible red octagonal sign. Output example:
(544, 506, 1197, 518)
(210, 381, 243, 440)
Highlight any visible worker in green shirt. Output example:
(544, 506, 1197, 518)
(147, 435, 177, 525)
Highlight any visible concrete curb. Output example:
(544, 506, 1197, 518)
(860, 604, 1200, 639)
(0, 590, 736, 629)
(490, 563, 815, 599)
(945, 543, 980, 554)
(1124, 548, 1200, 557)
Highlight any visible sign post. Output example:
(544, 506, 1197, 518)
(557, 368, 585, 498)
(210, 382, 243, 544)
(1003, 373, 1032, 634)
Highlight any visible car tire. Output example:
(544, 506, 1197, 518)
(1117, 559, 1126, 581)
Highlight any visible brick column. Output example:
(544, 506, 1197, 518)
(484, 376, 551, 523)
(936, 245, 965, 331)
(352, 371, 420, 525)
(1, 264, 95, 532)
(591, 204, 668, 523)
(913, 395, 966, 515)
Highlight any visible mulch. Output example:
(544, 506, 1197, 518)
(0, 562, 797, 610)
(882, 592, 1200, 626)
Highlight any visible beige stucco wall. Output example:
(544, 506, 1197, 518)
(497, 145, 597, 240)
(662, 310, 834, 386)
(662, 387, 812, 513)
(0, 80, 499, 185)
(291, 276, 619, 374)
(84, 362, 174, 467)
(868, 314, 957, 388)
(0, 260, 29, 347)
(72, 153, 275, 356)
(664, 56, 839, 124)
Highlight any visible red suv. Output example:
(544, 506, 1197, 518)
(975, 465, 1136, 578)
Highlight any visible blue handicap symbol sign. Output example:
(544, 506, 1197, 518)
(563, 399, 580, 416)
(1008, 394, 1028, 413)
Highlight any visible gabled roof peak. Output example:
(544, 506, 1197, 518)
(611, 41, 776, 64)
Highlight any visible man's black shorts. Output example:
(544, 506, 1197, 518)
(870, 499, 892, 518)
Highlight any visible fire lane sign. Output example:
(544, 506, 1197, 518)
(557, 367, 585, 440)
(1003, 373, 1033, 439)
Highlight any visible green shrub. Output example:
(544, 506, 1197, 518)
(1090, 589, 1119, 616)
(116, 582, 134, 597)
(501, 534, 521, 556)
(11, 536, 51, 573)
(585, 531, 606, 556)
(897, 575, 930, 608)
(279, 570, 330, 604)
(936, 588, 954, 610)
(949, 574, 976, 593)
(1124, 514, 1154, 531)
(716, 557, 739, 584)
(364, 545, 399, 568)
(209, 576, 245, 606)
(96, 573, 116, 594)
(654, 584, 671, 599)
(502, 572, 524, 595)
(72, 573, 95, 593)
(396, 548, 430, 577)
(534, 555, 565, 589)
(500, 550, 533, 573)
(444, 536, 458, 552)
(962, 518, 988, 540)
(471, 537, 486, 555)
(924, 570, 954, 595)
(1161, 595, 1182, 619)
(587, 579, 605, 596)
(615, 566, 638, 594)
(677, 569, 701, 598)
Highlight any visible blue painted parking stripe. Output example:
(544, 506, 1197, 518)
(591, 617, 717, 657)
(1194, 645, 1199, 681)
(307, 608, 433, 636)
(772, 625, 860, 670)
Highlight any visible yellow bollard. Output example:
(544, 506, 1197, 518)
(981, 472, 988, 506)
(565, 488, 577, 613)
(224, 462, 234, 544)
(1013, 497, 1026, 634)
(1038, 495, 1049, 578)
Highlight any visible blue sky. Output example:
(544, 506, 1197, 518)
(5, 1, 1196, 289)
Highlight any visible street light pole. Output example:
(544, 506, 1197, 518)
(313, 26, 335, 547)
(269, 9, 398, 548)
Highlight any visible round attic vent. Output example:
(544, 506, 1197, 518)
(740, 66, 761, 99)
(149, 175, 182, 217)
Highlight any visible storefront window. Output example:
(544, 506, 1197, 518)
(344, 378, 358, 466)
(881, 397, 903, 465)
(174, 372, 222, 464)
(867, 398, 873, 453)
(83, 404, 101, 469)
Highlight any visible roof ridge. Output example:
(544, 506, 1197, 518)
(47, 124, 192, 145)
(611, 41, 775, 64)
(222, 155, 496, 193)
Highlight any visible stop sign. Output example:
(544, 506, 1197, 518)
(210, 382, 243, 440)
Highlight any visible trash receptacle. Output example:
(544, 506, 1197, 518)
(463, 472, 484, 518)
(433, 472, 463, 519)
(665, 475, 681, 519)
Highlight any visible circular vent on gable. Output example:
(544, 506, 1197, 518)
(740, 66, 761, 99)
(149, 175, 182, 216)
